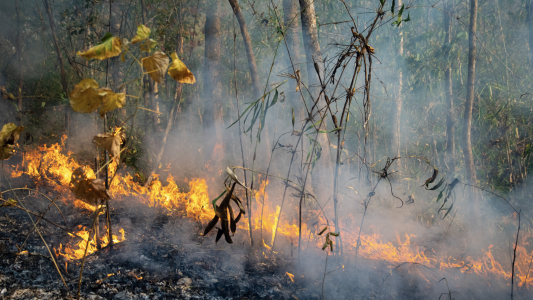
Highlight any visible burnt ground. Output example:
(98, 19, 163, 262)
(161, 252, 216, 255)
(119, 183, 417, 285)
(1, 174, 528, 300)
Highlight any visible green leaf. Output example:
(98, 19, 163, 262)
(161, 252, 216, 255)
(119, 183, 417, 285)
(330, 232, 340, 237)
(211, 190, 227, 211)
(428, 178, 445, 190)
(436, 190, 444, 202)
(318, 226, 328, 235)
(269, 90, 278, 107)
(391, 0, 396, 13)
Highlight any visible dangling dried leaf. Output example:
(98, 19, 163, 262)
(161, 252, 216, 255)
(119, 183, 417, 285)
(70, 168, 110, 205)
(0, 123, 24, 160)
(229, 206, 236, 235)
(93, 128, 126, 161)
(139, 39, 157, 52)
(69, 79, 103, 113)
(221, 219, 233, 244)
(77, 33, 122, 61)
(203, 215, 220, 236)
(97, 88, 126, 117)
(142, 51, 169, 84)
(167, 52, 196, 84)
(131, 25, 151, 44)
(234, 211, 242, 223)
(215, 227, 224, 244)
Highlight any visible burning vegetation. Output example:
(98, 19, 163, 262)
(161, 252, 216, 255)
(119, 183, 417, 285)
(2, 0, 533, 299)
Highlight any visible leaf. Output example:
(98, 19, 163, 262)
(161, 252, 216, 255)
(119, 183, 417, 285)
(436, 190, 444, 202)
(203, 215, 219, 236)
(93, 128, 126, 161)
(292, 108, 295, 129)
(424, 167, 438, 187)
(0, 123, 24, 160)
(427, 178, 445, 190)
(142, 51, 169, 84)
(140, 39, 157, 52)
(167, 52, 196, 84)
(0, 198, 17, 207)
(330, 232, 340, 237)
(269, 90, 278, 107)
(215, 227, 223, 243)
(229, 206, 236, 234)
(69, 79, 103, 113)
(77, 33, 122, 60)
(97, 88, 126, 117)
(69, 168, 110, 205)
(211, 190, 227, 211)
(318, 226, 328, 235)
(226, 167, 250, 192)
(131, 25, 151, 44)
(221, 218, 233, 244)
(443, 203, 454, 218)
(391, 0, 396, 13)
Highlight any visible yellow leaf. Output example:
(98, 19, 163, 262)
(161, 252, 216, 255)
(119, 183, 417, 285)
(168, 52, 196, 84)
(131, 25, 151, 44)
(70, 168, 110, 205)
(140, 39, 157, 52)
(69, 79, 103, 113)
(77, 33, 122, 61)
(93, 129, 125, 161)
(97, 88, 126, 117)
(142, 51, 169, 84)
(0, 123, 24, 160)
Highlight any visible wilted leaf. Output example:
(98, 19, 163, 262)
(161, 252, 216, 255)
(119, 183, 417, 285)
(215, 227, 223, 243)
(142, 51, 169, 84)
(0, 123, 24, 160)
(225, 167, 250, 192)
(93, 128, 126, 161)
(69, 79, 102, 113)
(131, 25, 151, 44)
(97, 88, 126, 117)
(318, 226, 328, 235)
(0, 198, 17, 207)
(229, 206, 236, 234)
(203, 215, 219, 236)
(70, 168, 110, 205)
(167, 52, 195, 84)
(424, 167, 438, 187)
(1, 86, 16, 100)
(77, 33, 122, 61)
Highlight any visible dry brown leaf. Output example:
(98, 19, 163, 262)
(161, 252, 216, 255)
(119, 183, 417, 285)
(0, 123, 24, 160)
(69, 79, 103, 113)
(97, 88, 126, 117)
(167, 52, 196, 84)
(142, 51, 169, 84)
(93, 129, 125, 161)
(70, 168, 110, 205)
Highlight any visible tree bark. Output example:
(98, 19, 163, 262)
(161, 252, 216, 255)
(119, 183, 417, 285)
(463, 0, 478, 203)
(283, 0, 302, 107)
(228, 0, 261, 100)
(203, 0, 224, 163)
(298, 0, 334, 222)
(444, 0, 455, 174)
(391, 0, 403, 160)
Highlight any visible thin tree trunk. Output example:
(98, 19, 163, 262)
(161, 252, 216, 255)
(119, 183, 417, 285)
(15, 0, 23, 126)
(140, 0, 156, 133)
(145, 28, 185, 186)
(463, 0, 479, 207)
(527, 1, 533, 68)
(228, 0, 261, 100)
(444, 0, 455, 174)
(43, 0, 69, 136)
(203, 0, 224, 163)
(298, 0, 334, 231)
(283, 0, 302, 109)
(391, 0, 403, 161)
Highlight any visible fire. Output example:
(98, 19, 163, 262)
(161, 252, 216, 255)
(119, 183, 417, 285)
(286, 272, 295, 282)
(8, 137, 533, 287)
(55, 225, 125, 260)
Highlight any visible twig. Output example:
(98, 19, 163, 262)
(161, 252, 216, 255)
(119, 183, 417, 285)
(511, 209, 521, 300)
(77, 205, 102, 299)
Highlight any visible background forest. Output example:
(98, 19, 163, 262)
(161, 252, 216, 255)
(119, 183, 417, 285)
(2, 0, 533, 299)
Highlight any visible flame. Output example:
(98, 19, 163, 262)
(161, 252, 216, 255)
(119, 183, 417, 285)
(286, 272, 295, 282)
(9, 137, 533, 287)
(55, 225, 125, 260)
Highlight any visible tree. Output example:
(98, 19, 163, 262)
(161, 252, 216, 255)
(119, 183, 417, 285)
(463, 0, 479, 206)
(444, 0, 455, 175)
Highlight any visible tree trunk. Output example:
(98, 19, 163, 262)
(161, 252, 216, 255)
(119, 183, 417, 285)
(463, 0, 478, 206)
(228, 0, 261, 100)
(140, 0, 156, 133)
(528, 0, 533, 67)
(15, 0, 23, 126)
(444, 0, 455, 174)
(283, 0, 302, 108)
(298, 0, 334, 224)
(391, 0, 403, 160)
(203, 0, 224, 163)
